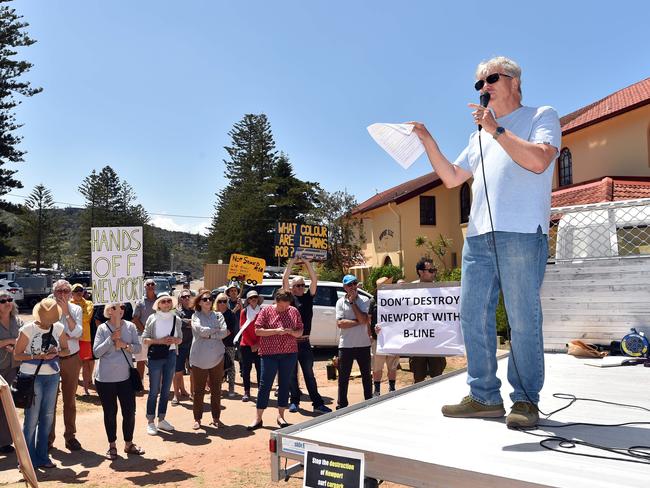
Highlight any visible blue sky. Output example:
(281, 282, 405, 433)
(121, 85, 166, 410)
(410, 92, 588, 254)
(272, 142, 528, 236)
(7, 0, 650, 234)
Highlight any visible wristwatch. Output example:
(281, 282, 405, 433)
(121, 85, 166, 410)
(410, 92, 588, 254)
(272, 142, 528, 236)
(493, 126, 505, 140)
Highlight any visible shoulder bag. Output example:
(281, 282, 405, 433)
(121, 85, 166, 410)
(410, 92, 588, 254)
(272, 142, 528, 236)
(106, 323, 143, 393)
(147, 316, 177, 360)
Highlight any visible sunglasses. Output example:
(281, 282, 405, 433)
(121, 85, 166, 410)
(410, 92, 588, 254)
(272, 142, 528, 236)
(72, 289, 84, 293)
(292, 284, 305, 288)
(216, 299, 228, 304)
(159, 299, 173, 304)
(248, 296, 259, 300)
(200, 297, 213, 302)
(180, 295, 190, 299)
(55, 289, 72, 293)
(422, 268, 435, 273)
(111, 305, 126, 310)
(474, 72, 511, 91)
(0, 298, 14, 304)
(145, 283, 155, 287)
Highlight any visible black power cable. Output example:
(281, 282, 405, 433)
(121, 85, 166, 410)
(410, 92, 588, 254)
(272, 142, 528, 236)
(477, 129, 650, 465)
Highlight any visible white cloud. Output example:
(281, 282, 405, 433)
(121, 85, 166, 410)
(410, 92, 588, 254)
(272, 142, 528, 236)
(150, 216, 210, 236)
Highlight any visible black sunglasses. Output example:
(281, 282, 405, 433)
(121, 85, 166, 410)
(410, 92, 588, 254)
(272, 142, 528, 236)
(216, 299, 228, 304)
(292, 284, 305, 288)
(145, 283, 155, 287)
(474, 72, 511, 91)
(0, 297, 14, 304)
(111, 305, 126, 310)
(200, 297, 213, 302)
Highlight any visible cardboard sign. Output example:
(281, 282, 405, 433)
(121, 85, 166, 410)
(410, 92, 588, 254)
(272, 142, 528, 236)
(91, 227, 143, 304)
(303, 445, 364, 488)
(274, 222, 328, 261)
(376, 283, 465, 356)
(227, 254, 266, 285)
(0, 377, 38, 487)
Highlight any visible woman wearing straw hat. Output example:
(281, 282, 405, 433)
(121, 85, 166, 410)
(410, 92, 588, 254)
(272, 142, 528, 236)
(0, 290, 22, 454)
(13, 298, 70, 469)
(142, 292, 183, 436)
(94, 302, 145, 460)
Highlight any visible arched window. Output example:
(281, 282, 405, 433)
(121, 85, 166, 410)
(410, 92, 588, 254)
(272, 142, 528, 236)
(460, 183, 471, 224)
(558, 148, 573, 187)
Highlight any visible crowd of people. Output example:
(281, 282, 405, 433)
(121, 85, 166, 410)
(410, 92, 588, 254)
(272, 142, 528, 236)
(2, 256, 449, 471)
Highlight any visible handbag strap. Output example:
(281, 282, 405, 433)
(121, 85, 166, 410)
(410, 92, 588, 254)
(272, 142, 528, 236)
(106, 322, 133, 368)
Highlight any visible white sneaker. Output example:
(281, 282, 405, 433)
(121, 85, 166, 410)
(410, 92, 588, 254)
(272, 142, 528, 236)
(157, 419, 175, 431)
(146, 423, 158, 436)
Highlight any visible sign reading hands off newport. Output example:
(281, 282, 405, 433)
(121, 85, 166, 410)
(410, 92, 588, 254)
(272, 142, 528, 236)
(91, 226, 144, 304)
(376, 283, 464, 356)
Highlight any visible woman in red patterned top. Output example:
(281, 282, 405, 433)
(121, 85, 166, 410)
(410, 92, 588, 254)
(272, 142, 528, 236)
(246, 289, 303, 430)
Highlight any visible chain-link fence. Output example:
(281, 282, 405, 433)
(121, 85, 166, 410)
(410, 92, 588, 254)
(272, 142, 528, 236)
(548, 198, 650, 262)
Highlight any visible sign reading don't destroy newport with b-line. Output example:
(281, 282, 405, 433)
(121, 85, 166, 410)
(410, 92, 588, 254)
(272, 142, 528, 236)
(376, 283, 464, 356)
(91, 226, 143, 304)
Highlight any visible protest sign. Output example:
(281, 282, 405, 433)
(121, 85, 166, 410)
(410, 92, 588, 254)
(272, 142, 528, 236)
(376, 283, 464, 356)
(91, 226, 143, 304)
(227, 253, 266, 285)
(303, 445, 364, 488)
(274, 222, 328, 261)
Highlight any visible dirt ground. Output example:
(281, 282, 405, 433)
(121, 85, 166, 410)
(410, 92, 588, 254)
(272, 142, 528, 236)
(0, 351, 468, 488)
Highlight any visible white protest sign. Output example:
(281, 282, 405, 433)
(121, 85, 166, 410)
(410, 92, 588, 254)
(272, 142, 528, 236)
(376, 284, 464, 356)
(91, 226, 144, 304)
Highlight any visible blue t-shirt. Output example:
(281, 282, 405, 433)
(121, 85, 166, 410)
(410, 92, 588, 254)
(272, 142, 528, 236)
(453, 105, 561, 237)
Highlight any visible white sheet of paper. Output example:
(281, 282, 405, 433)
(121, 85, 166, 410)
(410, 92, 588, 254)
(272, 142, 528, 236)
(367, 123, 425, 169)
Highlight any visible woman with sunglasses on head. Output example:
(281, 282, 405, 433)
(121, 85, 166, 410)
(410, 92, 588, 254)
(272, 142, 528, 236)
(142, 292, 183, 435)
(0, 291, 22, 454)
(246, 289, 303, 431)
(93, 302, 144, 460)
(172, 291, 193, 405)
(238, 290, 262, 402)
(189, 290, 229, 429)
(214, 292, 240, 397)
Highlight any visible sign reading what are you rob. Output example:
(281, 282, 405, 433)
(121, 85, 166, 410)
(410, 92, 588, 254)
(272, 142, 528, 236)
(376, 283, 464, 356)
(91, 226, 143, 305)
(274, 222, 329, 261)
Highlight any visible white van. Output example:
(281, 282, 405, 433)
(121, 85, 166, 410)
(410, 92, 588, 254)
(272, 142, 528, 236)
(251, 279, 372, 348)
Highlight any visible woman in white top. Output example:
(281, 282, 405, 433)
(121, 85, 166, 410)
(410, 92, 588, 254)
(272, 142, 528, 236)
(142, 292, 183, 436)
(13, 298, 70, 469)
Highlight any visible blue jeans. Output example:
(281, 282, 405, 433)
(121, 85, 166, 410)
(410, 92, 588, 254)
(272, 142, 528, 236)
(146, 350, 176, 421)
(290, 340, 324, 407)
(23, 373, 59, 467)
(256, 353, 297, 410)
(460, 228, 548, 405)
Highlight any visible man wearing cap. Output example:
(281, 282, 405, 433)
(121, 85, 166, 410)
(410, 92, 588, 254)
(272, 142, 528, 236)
(133, 278, 157, 380)
(410, 258, 447, 383)
(48, 279, 83, 451)
(283, 256, 332, 414)
(70, 283, 95, 396)
(335, 274, 372, 409)
(369, 276, 401, 396)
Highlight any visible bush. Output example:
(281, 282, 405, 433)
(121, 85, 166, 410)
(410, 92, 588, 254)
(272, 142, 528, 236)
(364, 265, 404, 295)
(316, 265, 344, 283)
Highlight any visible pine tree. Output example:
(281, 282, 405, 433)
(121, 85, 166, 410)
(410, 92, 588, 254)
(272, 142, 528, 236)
(0, 0, 42, 260)
(17, 184, 60, 271)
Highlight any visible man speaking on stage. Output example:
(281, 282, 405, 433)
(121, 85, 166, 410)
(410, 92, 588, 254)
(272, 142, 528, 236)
(410, 56, 561, 428)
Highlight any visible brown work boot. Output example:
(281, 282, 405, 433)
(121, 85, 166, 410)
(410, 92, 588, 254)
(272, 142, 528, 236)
(506, 401, 539, 429)
(441, 396, 505, 418)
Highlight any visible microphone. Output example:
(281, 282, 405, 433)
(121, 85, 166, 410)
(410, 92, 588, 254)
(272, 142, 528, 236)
(478, 92, 491, 131)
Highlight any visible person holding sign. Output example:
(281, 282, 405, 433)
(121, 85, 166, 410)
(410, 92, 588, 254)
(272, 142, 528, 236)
(335, 275, 372, 410)
(93, 302, 144, 459)
(247, 289, 303, 431)
(13, 298, 70, 469)
(283, 256, 332, 414)
(410, 56, 560, 428)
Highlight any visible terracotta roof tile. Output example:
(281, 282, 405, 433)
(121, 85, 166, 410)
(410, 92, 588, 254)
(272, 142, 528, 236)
(551, 177, 650, 208)
(561, 77, 650, 135)
(352, 172, 442, 215)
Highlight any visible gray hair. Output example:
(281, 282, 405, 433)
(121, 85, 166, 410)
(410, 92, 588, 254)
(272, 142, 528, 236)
(475, 56, 522, 96)
(53, 279, 71, 291)
(0, 290, 19, 318)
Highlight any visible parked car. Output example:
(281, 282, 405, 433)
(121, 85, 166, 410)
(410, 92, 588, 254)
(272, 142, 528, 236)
(250, 279, 372, 348)
(146, 277, 174, 296)
(0, 279, 24, 303)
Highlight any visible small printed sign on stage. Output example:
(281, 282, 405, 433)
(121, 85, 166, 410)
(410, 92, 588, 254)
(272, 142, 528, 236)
(376, 283, 464, 356)
(281, 437, 317, 456)
(91, 226, 143, 305)
(227, 254, 266, 285)
(303, 445, 364, 488)
(274, 222, 328, 261)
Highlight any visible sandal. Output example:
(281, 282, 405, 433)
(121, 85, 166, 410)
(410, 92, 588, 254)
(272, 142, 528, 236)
(106, 446, 118, 460)
(124, 444, 145, 455)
